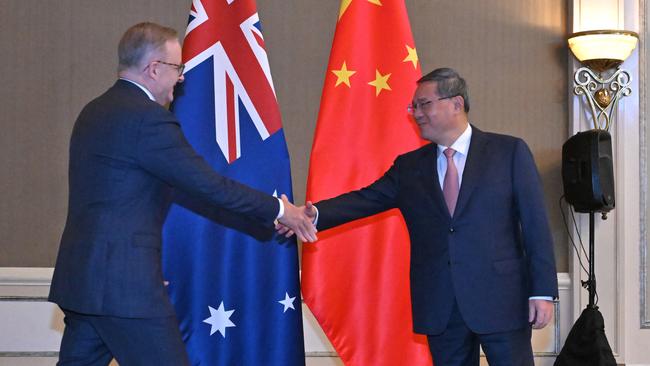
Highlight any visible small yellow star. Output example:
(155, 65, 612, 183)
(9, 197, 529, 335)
(368, 69, 392, 96)
(332, 62, 356, 88)
(339, 0, 352, 19)
(339, 0, 382, 20)
(403, 45, 419, 69)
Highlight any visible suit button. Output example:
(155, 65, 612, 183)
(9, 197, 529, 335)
(449, 227, 455, 233)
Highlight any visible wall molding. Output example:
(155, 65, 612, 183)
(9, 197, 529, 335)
(640, 0, 650, 329)
(0, 268, 53, 286)
(0, 268, 571, 363)
(0, 267, 53, 300)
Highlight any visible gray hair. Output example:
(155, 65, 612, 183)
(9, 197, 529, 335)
(418, 68, 470, 113)
(117, 22, 178, 72)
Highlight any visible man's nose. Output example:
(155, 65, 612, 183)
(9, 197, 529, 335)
(178, 74, 185, 83)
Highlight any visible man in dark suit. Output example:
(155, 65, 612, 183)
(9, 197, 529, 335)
(293, 68, 558, 365)
(49, 22, 316, 366)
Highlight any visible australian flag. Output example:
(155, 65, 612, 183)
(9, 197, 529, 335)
(162, 0, 305, 365)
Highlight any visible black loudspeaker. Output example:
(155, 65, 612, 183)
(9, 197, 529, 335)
(562, 129, 615, 213)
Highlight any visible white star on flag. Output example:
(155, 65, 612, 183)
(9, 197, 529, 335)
(278, 292, 296, 313)
(203, 301, 236, 338)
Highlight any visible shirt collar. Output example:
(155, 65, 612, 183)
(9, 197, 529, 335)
(119, 78, 155, 101)
(437, 124, 472, 156)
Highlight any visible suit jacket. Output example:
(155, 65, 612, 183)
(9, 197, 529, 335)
(49, 80, 279, 318)
(316, 126, 558, 335)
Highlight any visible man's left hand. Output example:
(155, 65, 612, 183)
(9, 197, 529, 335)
(529, 299, 554, 329)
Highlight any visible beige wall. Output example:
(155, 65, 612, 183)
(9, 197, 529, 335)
(0, 0, 568, 271)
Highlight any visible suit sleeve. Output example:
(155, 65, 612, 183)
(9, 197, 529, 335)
(512, 139, 559, 298)
(134, 108, 279, 224)
(316, 158, 401, 231)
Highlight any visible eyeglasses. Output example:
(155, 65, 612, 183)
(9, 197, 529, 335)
(154, 60, 185, 75)
(407, 95, 458, 115)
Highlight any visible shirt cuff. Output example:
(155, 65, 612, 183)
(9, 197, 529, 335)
(313, 205, 319, 226)
(276, 198, 284, 220)
(529, 296, 554, 301)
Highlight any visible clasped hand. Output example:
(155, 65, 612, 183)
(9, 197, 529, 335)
(276, 198, 317, 242)
(277, 195, 318, 242)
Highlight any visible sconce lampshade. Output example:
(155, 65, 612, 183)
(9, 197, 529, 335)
(568, 30, 639, 73)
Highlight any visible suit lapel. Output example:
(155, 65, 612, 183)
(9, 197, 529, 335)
(454, 126, 490, 217)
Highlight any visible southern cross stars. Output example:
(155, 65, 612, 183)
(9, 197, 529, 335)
(278, 292, 296, 313)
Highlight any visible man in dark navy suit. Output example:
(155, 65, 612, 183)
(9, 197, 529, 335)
(49, 22, 316, 366)
(288, 68, 558, 365)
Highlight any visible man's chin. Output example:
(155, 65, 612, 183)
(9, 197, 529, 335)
(417, 128, 434, 142)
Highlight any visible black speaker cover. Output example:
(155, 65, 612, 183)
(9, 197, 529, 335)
(562, 129, 615, 213)
(554, 306, 616, 366)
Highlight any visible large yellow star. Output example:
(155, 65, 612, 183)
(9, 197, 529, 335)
(368, 70, 392, 96)
(403, 45, 419, 69)
(332, 62, 356, 88)
(339, 0, 382, 20)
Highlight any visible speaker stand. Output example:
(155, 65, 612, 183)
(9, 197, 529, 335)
(584, 210, 608, 306)
(555, 210, 617, 365)
(587, 211, 596, 307)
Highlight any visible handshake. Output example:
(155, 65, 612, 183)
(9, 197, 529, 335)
(276, 194, 318, 243)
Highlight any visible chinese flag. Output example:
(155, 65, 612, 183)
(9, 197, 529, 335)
(302, 1, 432, 365)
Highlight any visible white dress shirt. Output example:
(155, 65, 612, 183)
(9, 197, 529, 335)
(436, 124, 472, 189)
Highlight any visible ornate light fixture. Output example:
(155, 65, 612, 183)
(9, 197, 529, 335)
(567, 30, 639, 131)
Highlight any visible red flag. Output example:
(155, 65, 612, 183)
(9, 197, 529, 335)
(302, 1, 432, 365)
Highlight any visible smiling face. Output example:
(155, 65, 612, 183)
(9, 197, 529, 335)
(411, 81, 468, 146)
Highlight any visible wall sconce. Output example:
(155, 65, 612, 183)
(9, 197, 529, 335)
(568, 30, 639, 131)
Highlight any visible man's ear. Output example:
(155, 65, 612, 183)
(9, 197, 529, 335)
(452, 95, 464, 112)
(144, 61, 157, 79)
